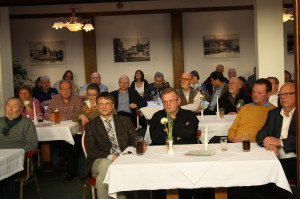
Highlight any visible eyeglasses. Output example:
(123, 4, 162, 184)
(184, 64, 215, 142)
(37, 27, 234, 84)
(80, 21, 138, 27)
(180, 78, 191, 81)
(278, 92, 295, 97)
(87, 94, 97, 97)
(119, 82, 129, 84)
(162, 98, 178, 105)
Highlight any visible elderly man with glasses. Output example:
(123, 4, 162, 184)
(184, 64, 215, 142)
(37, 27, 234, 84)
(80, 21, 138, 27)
(111, 75, 147, 126)
(256, 83, 297, 184)
(177, 72, 201, 112)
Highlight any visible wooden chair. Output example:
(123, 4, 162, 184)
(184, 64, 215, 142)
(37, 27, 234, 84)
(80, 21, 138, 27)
(15, 149, 42, 199)
(81, 130, 96, 199)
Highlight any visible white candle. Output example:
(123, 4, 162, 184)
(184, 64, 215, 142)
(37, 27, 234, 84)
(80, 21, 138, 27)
(217, 96, 219, 114)
(205, 125, 208, 144)
(33, 101, 38, 123)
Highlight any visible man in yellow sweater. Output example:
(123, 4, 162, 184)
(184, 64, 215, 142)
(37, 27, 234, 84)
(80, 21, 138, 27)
(228, 78, 276, 142)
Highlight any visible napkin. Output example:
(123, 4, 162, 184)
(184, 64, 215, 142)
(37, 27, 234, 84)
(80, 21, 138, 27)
(185, 149, 216, 156)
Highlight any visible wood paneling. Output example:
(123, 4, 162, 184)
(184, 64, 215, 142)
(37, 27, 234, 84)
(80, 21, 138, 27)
(83, 17, 97, 82)
(171, 12, 184, 89)
(293, 0, 300, 196)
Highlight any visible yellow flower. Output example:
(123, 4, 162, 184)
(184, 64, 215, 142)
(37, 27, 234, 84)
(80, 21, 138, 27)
(24, 100, 30, 105)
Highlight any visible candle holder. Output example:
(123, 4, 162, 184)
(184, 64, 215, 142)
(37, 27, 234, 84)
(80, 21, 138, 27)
(216, 112, 220, 120)
(200, 110, 204, 120)
(204, 142, 208, 150)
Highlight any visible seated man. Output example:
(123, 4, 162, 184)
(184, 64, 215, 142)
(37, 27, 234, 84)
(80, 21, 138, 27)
(256, 83, 296, 183)
(204, 71, 229, 115)
(44, 80, 82, 182)
(111, 75, 147, 125)
(150, 87, 199, 145)
(203, 64, 228, 95)
(150, 88, 199, 199)
(225, 68, 237, 83)
(79, 72, 108, 98)
(218, 77, 252, 115)
(85, 92, 142, 199)
(0, 97, 38, 199)
(267, 76, 280, 107)
(177, 72, 201, 112)
(144, 72, 169, 101)
(33, 75, 58, 107)
(228, 79, 276, 143)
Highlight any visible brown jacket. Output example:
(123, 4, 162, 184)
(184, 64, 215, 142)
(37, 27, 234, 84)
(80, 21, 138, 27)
(177, 88, 198, 106)
(84, 115, 138, 176)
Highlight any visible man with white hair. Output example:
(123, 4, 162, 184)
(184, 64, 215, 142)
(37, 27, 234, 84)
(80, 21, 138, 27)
(111, 75, 147, 125)
(144, 72, 169, 100)
(79, 72, 108, 98)
(33, 75, 58, 106)
(218, 77, 252, 115)
(177, 72, 201, 112)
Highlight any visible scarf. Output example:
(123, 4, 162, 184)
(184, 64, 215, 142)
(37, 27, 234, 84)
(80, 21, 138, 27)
(2, 115, 23, 136)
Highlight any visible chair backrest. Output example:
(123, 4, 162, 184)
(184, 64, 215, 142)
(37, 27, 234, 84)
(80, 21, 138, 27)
(82, 130, 88, 158)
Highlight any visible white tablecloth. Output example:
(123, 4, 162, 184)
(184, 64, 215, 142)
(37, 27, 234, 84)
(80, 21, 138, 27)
(198, 115, 236, 143)
(0, 149, 25, 181)
(140, 101, 164, 120)
(35, 120, 79, 145)
(104, 144, 291, 198)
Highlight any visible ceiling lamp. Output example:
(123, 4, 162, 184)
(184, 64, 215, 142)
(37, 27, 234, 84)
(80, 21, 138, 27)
(52, 7, 94, 32)
(283, 8, 293, 22)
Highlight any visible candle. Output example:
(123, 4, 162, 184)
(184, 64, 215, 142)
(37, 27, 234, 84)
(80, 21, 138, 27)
(33, 101, 38, 123)
(217, 96, 219, 114)
(205, 125, 208, 144)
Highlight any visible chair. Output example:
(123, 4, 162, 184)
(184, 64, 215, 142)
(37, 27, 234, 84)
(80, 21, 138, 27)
(81, 130, 96, 199)
(15, 149, 42, 199)
(135, 110, 142, 130)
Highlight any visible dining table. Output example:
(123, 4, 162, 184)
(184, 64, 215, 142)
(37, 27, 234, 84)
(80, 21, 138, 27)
(35, 120, 79, 170)
(197, 114, 237, 143)
(0, 149, 25, 181)
(104, 143, 291, 199)
(139, 101, 164, 120)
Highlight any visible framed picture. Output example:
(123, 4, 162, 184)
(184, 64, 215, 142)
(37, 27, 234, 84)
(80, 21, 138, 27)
(29, 41, 66, 65)
(287, 34, 294, 54)
(113, 38, 150, 62)
(203, 34, 240, 59)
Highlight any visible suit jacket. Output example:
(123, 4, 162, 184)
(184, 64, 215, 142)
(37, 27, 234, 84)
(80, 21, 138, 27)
(85, 115, 138, 176)
(256, 107, 296, 154)
(111, 88, 147, 115)
(205, 83, 229, 103)
(216, 89, 252, 114)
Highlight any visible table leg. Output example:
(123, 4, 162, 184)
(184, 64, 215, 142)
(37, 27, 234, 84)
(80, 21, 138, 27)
(41, 142, 53, 172)
(166, 189, 179, 199)
(215, 188, 227, 199)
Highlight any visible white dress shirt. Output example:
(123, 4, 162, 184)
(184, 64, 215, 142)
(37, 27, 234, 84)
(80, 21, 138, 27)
(278, 108, 296, 159)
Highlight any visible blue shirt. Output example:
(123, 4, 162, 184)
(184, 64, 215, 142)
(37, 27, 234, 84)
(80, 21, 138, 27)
(249, 101, 271, 107)
(33, 87, 58, 103)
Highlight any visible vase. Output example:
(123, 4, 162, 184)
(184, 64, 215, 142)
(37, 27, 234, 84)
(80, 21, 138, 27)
(167, 140, 174, 155)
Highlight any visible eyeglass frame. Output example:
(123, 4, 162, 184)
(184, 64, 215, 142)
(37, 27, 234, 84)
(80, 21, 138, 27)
(162, 98, 179, 105)
(277, 92, 295, 97)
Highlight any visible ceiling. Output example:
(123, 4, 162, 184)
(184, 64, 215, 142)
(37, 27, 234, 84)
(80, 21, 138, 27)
(0, 0, 148, 7)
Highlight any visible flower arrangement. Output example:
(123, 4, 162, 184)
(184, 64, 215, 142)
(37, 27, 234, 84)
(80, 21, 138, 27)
(160, 113, 173, 141)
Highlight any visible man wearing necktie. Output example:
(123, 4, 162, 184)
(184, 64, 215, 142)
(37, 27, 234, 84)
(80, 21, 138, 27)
(85, 92, 141, 199)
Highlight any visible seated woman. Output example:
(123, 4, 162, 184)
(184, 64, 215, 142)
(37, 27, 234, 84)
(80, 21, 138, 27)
(53, 70, 79, 94)
(18, 85, 42, 120)
(130, 70, 148, 97)
(190, 70, 208, 94)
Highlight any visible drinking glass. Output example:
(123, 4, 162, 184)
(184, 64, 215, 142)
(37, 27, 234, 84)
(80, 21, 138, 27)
(242, 132, 250, 152)
(219, 108, 225, 118)
(37, 113, 44, 123)
(220, 137, 227, 151)
(136, 136, 145, 155)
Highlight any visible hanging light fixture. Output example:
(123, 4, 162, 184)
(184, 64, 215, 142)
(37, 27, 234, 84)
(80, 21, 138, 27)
(52, 6, 94, 32)
(283, 8, 293, 22)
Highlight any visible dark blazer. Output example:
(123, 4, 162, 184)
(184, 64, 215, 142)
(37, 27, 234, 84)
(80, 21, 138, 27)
(130, 80, 149, 92)
(110, 88, 147, 114)
(256, 107, 296, 154)
(217, 89, 252, 114)
(85, 115, 138, 176)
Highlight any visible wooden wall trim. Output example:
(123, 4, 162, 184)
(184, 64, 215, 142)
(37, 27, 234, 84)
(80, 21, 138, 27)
(82, 17, 97, 83)
(9, 5, 253, 19)
(293, 0, 300, 195)
(171, 12, 184, 90)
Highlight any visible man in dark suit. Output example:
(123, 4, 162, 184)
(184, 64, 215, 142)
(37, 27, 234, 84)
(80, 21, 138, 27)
(85, 92, 141, 199)
(204, 71, 229, 115)
(256, 83, 296, 183)
(111, 75, 147, 126)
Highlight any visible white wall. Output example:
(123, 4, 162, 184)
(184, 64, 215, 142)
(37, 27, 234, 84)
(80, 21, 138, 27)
(95, 14, 173, 91)
(10, 18, 85, 89)
(183, 10, 256, 81)
(9, 9, 295, 91)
